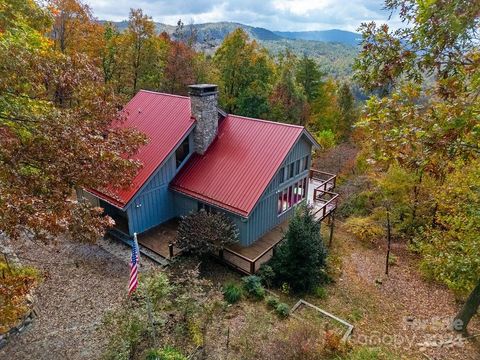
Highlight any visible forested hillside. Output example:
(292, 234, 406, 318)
(102, 20, 359, 79)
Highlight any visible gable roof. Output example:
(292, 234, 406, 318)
(90, 90, 194, 208)
(170, 115, 312, 217)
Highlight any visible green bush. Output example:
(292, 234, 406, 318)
(145, 346, 187, 360)
(275, 303, 290, 318)
(242, 275, 265, 300)
(265, 295, 279, 309)
(344, 216, 385, 244)
(102, 311, 145, 360)
(257, 264, 275, 288)
(337, 191, 373, 218)
(313, 286, 327, 299)
(176, 210, 239, 258)
(223, 282, 242, 304)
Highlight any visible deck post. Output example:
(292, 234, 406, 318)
(329, 212, 335, 247)
(168, 243, 174, 258)
(250, 261, 255, 274)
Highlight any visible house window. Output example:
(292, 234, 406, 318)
(289, 163, 294, 178)
(278, 167, 285, 183)
(278, 177, 307, 215)
(304, 155, 309, 171)
(295, 160, 300, 175)
(198, 202, 217, 214)
(175, 136, 190, 168)
(303, 177, 307, 198)
(278, 189, 289, 214)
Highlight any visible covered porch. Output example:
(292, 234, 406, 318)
(136, 219, 182, 259)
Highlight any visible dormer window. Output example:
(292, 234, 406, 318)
(176, 136, 190, 168)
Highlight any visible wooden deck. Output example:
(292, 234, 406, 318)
(308, 170, 339, 221)
(137, 219, 181, 259)
(223, 220, 288, 274)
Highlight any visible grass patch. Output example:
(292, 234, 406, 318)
(336, 346, 400, 360)
(223, 282, 243, 304)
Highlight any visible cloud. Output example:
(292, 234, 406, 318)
(88, 0, 403, 32)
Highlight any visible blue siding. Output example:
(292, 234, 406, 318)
(239, 134, 312, 245)
(172, 134, 313, 246)
(125, 131, 194, 235)
(98, 128, 312, 246)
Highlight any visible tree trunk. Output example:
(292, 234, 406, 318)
(453, 279, 480, 332)
(385, 209, 392, 276)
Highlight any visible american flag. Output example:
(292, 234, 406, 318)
(129, 233, 139, 295)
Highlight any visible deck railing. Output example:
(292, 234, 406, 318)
(310, 169, 339, 221)
(310, 169, 337, 192)
(311, 190, 339, 220)
(221, 240, 283, 275)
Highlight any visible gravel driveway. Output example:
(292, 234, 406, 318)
(0, 236, 156, 360)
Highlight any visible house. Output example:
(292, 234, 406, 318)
(79, 84, 338, 272)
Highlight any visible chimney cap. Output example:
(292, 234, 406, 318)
(188, 84, 218, 97)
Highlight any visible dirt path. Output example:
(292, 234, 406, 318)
(323, 225, 480, 359)
(314, 142, 480, 359)
(0, 237, 154, 360)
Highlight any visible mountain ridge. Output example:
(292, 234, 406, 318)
(273, 29, 361, 46)
(99, 20, 360, 46)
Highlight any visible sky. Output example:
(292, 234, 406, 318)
(89, 0, 402, 32)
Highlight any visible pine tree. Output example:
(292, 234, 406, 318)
(270, 204, 328, 293)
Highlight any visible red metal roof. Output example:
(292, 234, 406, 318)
(91, 90, 194, 208)
(171, 115, 305, 217)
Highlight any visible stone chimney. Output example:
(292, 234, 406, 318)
(189, 84, 219, 155)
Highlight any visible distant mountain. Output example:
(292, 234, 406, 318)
(101, 21, 282, 43)
(101, 20, 359, 78)
(180, 22, 283, 42)
(102, 20, 358, 45)
(273, 29, 362, 46)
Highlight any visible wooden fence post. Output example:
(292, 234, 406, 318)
(168, 243, 174, 259)
(329, 212, 335, 247)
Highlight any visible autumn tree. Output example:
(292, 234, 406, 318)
(0, 0, 145, 242)
(49, 0, 104, 63)
(214, 28, 274, 117)
(269, 52, 308, 125)
(162, 30, 198, 96)
(100, 22, 122, 85)
(337, 83, 357, 139)
(354, 0, 480, 331)
(418, 160, 480, 331)
(122, 8, 157, 94)
(0, 260, 39, 333)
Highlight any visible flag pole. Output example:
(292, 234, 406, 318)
(133, 232, 140, 262)
(133, 233, 157, 345)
